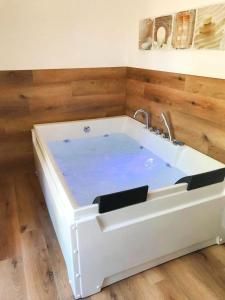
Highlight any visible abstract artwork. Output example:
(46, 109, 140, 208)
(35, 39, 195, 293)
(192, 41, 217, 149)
(139, 18, 154, 50)
(194, 4, 225, 50)
(153, 15, 173, 49)
(172, 10, 196, 49)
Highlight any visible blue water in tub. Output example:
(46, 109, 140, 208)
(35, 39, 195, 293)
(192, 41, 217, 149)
(48, 133, 186, 207)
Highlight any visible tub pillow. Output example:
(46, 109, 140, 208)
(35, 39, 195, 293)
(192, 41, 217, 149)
(93, 185, 148, 214)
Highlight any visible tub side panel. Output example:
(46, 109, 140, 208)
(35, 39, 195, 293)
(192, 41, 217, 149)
(76, 193, 225, 298)
(33, 134, 78, 297)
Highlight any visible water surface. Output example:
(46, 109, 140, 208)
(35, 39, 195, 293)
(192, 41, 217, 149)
(48, 133, 186, 206)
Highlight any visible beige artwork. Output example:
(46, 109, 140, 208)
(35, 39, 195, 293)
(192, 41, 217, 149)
(172, 10, 196, 49)
(139, 19, 153, 50)
(153, 15, 173, 49)
(194, 4, 225, 50)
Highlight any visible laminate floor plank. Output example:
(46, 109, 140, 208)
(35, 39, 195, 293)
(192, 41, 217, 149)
(0, 257, 28, 300)
(0, 177, 21, 260)
(21, 229, 59, 300)
(14, 173, 41, 233)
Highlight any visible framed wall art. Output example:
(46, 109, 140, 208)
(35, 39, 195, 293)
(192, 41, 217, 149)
(139, 18, 154, 50)
(153, 15, 173, 49)
(194, 4, 225, 50)
(172, 10, 196, 49)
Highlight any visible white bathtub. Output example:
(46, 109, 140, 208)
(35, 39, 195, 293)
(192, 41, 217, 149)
(32, 116, 225, 299)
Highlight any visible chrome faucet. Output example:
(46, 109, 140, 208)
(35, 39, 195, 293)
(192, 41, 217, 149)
(161, 112, 173, 142)
(133, 109, 150, 129)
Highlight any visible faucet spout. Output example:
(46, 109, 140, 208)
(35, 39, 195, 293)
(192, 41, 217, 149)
(133, 109, 150, 129)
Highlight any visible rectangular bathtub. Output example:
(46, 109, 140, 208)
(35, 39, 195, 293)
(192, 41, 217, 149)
(32, 116, 225, 299)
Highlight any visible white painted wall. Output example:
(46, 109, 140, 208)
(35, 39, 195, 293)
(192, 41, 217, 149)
(0, 0, 225, 79)
(128, 0, 225, 79)
(0, 0, 129, 70)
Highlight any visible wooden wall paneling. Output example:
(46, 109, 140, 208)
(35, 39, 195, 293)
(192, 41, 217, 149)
(144, 83, 225, 127)
(2, 117, 33, 136)
(126, 68, 225, 163)
(126, 80, 170, 129)
(71, 93, 125, 118)
(0, 85, 30, 118)
(0, 66, 224, 166)
(71, 79, 126, 96)
(0, 67, 126, 167)
(170, 111, 225, 162)
(0, 132, 33, 166)
(127, 67, 186, 90)
(0, 84, 32, 166)
(27, 83, 73, 123)
(185, 75, 225, 100)
(127, 94, 225, 162)
(0, 71, 33, 86)
(33, 67, 127, 84)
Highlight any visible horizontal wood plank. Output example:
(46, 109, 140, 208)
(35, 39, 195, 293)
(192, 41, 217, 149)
(33, 67, 127, 84)
(72, 79, 125, 96)
(0, 85, 30, 118)
(144, 82, 225, 127)
(185, 75, 225, 100)
(0, 71, 33, 86)
(127, 67, 186, 90)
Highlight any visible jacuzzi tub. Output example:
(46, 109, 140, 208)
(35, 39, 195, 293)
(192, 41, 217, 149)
(32, 116, 225, 299)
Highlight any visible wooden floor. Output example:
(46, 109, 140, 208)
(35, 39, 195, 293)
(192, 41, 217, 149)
(1, 167, 225, 300)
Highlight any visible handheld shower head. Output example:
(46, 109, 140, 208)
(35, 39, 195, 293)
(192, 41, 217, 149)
(161, 112, 173, 142)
